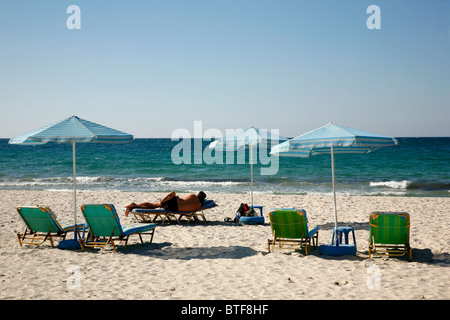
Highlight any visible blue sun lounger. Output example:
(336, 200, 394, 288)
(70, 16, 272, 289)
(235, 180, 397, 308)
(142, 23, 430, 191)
(130, 199, 217, 224)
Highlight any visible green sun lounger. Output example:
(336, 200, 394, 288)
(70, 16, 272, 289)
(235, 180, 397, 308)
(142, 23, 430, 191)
(81, 204, 156, 253)
(16, 206, 85, 248)
(268, 209, 319, 255)
(369, 212, 412, 261)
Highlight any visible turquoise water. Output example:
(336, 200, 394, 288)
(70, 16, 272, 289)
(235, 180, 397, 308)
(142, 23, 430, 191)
(1, 138, 449, 197)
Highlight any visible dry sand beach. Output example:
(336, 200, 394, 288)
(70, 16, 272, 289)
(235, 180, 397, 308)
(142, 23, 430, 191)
(0, 190, 449, 300)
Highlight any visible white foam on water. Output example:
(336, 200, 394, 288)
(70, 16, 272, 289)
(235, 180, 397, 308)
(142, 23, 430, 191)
(370, 180, 412, 189)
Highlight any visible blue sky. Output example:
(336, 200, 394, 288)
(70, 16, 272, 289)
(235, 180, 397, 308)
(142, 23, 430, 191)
(0, 0, 448, 138)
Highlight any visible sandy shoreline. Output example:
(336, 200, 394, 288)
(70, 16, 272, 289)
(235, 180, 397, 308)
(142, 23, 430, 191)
(0, 190, 449, 300)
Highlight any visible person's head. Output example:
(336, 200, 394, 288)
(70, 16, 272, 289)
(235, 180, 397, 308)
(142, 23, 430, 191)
(197, 191, 206, 203)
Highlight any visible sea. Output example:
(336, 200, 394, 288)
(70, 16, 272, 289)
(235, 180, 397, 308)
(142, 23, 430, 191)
(0, 137, 449, 197)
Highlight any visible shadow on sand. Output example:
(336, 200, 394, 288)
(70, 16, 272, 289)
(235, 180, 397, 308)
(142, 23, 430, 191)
(124, 242, 260, 260)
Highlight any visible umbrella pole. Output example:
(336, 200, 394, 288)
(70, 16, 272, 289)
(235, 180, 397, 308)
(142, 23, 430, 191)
(72, 142, 77, 241)
(331, 146, 338, 233)
(250, 144, 254, 208)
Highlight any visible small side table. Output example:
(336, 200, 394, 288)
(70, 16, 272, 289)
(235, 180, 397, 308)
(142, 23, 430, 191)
(239, 205, 264, 225)
(332, 226, 356, 246)
(250, 205, 263, 217)
(319, 226, 357, 256)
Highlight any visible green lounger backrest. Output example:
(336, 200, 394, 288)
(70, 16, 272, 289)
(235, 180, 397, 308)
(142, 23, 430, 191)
(81, 204, 123, 237)
(269, 209, 308, 239)
(17, 207, 62, 233)
(370, 212, 410, 245)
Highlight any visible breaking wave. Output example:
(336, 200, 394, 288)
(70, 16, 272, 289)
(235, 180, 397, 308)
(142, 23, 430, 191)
(370, 180, 412, 189)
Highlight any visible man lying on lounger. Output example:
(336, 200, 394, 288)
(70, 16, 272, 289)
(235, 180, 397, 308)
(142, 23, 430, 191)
(124, 191, 207, 217)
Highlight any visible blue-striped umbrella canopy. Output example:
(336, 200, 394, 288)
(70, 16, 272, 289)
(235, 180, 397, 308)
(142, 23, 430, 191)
(9, 115, 133, 145)
(9, 116, 134, 248)
(208, 126, 287, 151)
(270, 122, 398, 234)
(209, 126, 288, 207)
(270, 122, 398, 157)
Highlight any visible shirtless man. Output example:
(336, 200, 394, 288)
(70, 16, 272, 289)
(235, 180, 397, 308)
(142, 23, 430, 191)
(124, 191, 206, 217)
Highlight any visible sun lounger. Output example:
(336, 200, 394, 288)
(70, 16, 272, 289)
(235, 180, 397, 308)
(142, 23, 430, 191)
(16, 206, 84, 248)
(369, 212, 412, 261)
(81, 204, 156, 253)
(130, 199, 217, 224)
(268, 208, 319, 255)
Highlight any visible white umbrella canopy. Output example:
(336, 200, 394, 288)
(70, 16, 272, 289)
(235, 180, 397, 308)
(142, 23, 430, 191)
(271, 122, 398, 231)
(9, 116, 134, 248)
(209, 126, 288, 207)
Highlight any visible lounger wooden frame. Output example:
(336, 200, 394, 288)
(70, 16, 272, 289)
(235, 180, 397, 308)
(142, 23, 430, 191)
(82, 227, 154, 253)
(131, 204, 216, 224)
(81, 204, 155, 253)
(17, 225, 67, 247)
(267, 209, 319, 255)
(268, 235, 318, 255)
(16, 206, 82, 248)
(368, 212, 412, 261)
(131, 210, 178, 224)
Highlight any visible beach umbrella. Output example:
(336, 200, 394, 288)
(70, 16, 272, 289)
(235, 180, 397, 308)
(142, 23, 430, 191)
(9, 115, 134, 248)
(208, 126, 287, 207)
(270, 122, 398, 232)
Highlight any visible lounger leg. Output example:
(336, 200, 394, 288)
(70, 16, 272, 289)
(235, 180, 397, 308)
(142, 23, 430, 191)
(17, 227, 28, 246)
(30, 232, 36, 244)
(17, 233, 23, 247)
(161, 214, 170, 224)
(137, 229, 155, 246)
(48, 234, 54, 248)
(187, 213, 196, 224)
(173, 214, 181, 224)
(75, 230, 84, 251)
(369, 237, 375, 259)
(149, 229, 155, 244)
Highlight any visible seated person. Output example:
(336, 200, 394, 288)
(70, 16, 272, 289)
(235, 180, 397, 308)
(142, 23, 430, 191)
(124, 191, 207, 217)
